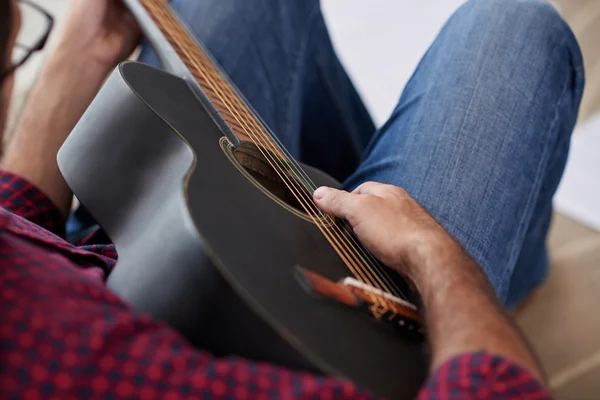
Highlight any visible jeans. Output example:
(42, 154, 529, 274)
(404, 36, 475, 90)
(135, 0, 584, 309)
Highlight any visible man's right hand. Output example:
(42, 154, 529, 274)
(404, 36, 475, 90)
(313, 182, 464, 292)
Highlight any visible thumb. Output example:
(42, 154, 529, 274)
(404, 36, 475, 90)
(313, 187, 357, 219)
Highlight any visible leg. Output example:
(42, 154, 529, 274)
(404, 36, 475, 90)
(345, 0, 585, 308)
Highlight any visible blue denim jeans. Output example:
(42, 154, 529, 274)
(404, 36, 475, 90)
(135, 0, 585, 309)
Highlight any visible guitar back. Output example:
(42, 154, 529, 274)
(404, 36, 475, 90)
(58, 62, 427, 399)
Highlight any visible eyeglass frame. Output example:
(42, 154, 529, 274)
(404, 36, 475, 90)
(0, 0, 54, 84)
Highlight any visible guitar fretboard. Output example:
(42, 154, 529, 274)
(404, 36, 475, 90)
(141, 0, 272, 145)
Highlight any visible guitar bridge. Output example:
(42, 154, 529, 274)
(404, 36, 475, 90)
(295, 267, 424, 336)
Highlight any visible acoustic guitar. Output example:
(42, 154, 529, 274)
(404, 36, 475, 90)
(57, 0, 428, 397)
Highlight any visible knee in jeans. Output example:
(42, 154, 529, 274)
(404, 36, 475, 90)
(454, 0, 584, 85)
(457, 0, 580, 56)
(463, 0, 561, 23)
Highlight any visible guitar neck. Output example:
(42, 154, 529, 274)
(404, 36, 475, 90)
(130, 0, 271, 145)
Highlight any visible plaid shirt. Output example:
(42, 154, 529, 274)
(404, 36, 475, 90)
(0, 170, 550, 399)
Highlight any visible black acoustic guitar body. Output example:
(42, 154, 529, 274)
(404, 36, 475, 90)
(58, 61, 427, 399)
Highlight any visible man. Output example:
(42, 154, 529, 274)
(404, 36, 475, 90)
(0, 0, 583, 398)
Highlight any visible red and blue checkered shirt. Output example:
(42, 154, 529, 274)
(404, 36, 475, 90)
(0, 170, 550, 399)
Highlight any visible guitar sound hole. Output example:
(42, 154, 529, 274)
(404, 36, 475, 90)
(220, 138, 315, 222)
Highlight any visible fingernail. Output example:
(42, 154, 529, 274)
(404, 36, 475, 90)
(313, 187, 330, 200)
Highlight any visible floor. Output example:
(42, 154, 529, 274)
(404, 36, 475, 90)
(555, 0, 600, 123)
(8, 1, 600, 398)
(520, 214, 600, 398)
(519, 2, 600, 398)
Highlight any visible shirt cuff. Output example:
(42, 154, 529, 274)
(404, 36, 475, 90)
(418, 352, 550, 400)
(0, 170, 65, 238)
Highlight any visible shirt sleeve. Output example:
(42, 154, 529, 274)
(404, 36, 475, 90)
(417, 352, 551, 400)
(0, 229, 376, 399)
(0, 170, 65, 238)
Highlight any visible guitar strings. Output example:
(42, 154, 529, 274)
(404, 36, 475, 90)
(146, 0, 407, 301)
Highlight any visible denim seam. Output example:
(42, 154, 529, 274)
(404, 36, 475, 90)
(544, 63, 585, 175)
(281, 3, 322, 146)
(496, 38, 575, 299)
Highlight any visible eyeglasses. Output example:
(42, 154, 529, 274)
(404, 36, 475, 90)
(0, 0, 54, 83)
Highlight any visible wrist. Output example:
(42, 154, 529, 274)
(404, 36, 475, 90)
(403, 230, 456, 277)
(402, 230, 480, 296)
(49, 42, 114, 83)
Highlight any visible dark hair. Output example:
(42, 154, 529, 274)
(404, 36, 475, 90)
(0, 1, 13, 69)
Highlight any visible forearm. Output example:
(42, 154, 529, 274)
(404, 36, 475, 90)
(411, 236, 545, 383)
(2, 46, 110, 216)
